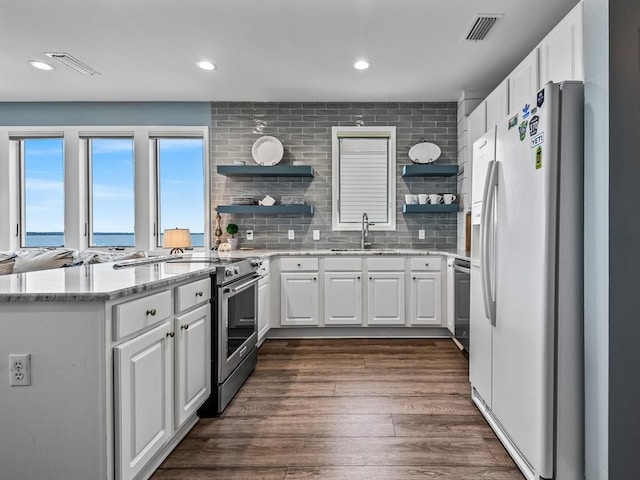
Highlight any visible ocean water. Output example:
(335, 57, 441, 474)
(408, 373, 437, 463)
(25, 233, 205, 248)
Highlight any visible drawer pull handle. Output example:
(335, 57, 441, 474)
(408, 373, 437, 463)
(313, 277, 317, 281)
(166, 331, 175, 338)
(357, 276, 361, 280)
(413, 277, 417, 280)
(297, 263, 301, 267)
(146, 309, 156, 316)
(425, 263, 429, 267)
(181, 324, 189, 330)
(195, 291, 203, 297)
(369, 276, 372, 280)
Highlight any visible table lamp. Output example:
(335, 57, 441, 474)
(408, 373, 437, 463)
(163, 228, 192, 254)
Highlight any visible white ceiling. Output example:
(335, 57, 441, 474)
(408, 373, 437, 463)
(0, 0, 579, 102)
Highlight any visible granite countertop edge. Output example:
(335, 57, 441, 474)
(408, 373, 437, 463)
(0, 249, 471, 302)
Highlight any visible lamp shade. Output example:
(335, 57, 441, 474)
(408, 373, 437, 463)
(163, 228, 192, 249)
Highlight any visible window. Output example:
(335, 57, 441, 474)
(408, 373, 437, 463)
(155, 138, 205, 248)
(88, 138, 135, 247)
(20, 137, 65, 247)
(331, 126, 396, 231)
(1, 126, 209, 252)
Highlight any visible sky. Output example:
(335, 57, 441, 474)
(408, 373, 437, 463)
(23, 137, 205, 234)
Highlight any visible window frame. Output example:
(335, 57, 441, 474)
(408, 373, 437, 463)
(331, 126, 396, 231)
(0, 126, 210, 252)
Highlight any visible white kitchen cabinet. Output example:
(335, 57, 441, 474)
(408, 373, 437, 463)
(324, 272, 363, 325)
(508, 49, 540, 114)
(367, 272, 405, 325)
(467, 101, 487, 146)
(539, 2, 584, 85)
(281, 272, 319, 326)
(485, 79, 509, 132)
(409, 272, 442, 326)
(174, 304, 210, 429)
(114, 320, 174, 480)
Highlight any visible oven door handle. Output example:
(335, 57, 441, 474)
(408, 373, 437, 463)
(223, 275, 261, 295)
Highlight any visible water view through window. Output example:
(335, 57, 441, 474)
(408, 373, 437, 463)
(157, 138, 205, 247)
(89, 138, 135, 247)
(23, 138, 65, 247)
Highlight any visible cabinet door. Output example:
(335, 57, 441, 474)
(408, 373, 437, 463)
(485, 79, 509, 131)
(175, 304, 211, 428)
(258, 277, 270, 342)
(367, 272, 405, 325)
(281, 272, 319, 326)
(114, 321, 173, 480)
(539, 2, 584, 85)
(324, 272, 363, 325)
(409, 272, 442, 326)
(508, 49, 540, 113)
(468, 102, 487, 146)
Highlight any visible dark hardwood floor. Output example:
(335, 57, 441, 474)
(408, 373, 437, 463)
(152, 339, 524, 480)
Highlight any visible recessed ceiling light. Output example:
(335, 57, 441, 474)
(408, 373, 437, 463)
(353, 60, 371, 71)
(29, 60, 55, 71)
(196, 60, 216, 71)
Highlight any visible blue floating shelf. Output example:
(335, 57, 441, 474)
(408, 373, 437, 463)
(217, 165, 314, 177)
(216, 205, 314, 215)
(402, 164, 458, 177)
(402, 204, 458, 214)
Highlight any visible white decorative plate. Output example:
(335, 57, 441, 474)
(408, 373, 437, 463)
(408, 142, 441, 164)
(252, 136, 284, 166)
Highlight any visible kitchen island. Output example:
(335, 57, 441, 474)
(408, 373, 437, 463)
(0, 260, 216, 480)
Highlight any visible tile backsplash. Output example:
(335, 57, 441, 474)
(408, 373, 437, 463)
(211, 102, 457, 250)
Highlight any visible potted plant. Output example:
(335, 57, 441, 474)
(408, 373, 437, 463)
(226, 223, 239, 250)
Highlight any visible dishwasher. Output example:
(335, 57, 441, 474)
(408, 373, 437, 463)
(453, 258, 471, 351)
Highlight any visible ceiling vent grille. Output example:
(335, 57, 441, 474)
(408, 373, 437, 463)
(44, 52, 101, 75)
(464, 14, 502, 41)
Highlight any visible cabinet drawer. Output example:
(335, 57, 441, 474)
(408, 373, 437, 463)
(324, 257, 362, 271)
(410, 257, 442, 271)
(176, 278, 211, 313)
(113, 290, 172, 341)
(367, 257, 405, 271)
(280, 257, 318, 271)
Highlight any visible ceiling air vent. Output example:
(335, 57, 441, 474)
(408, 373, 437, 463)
(44, 52, 101, 75)
(464, 14, 503, 41)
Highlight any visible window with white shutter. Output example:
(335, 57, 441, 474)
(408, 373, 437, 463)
(332, 126, 396, 231)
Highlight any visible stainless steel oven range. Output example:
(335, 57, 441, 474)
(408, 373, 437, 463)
(198, 256, 262, 415)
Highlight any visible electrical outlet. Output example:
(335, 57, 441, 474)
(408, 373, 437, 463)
(246, 230, 254, 241)
(9, 354, 30, 386)
(313, 230, 320, 241)
(287, 230, 295, 240)
(419, 229, 426, 240)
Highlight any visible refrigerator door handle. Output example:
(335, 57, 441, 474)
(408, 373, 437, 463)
(479, 160, 494, 322)
(482, 161, 499, 326)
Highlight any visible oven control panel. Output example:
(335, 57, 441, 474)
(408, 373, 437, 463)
(224, 266, 240, 277)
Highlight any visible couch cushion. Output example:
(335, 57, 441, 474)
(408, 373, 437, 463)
(0, 252, 16, 275)
(75, 250, 146, 265)
(13, 248, 76, 274)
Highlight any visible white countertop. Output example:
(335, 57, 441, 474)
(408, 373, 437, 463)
(0, 249, 470, 302)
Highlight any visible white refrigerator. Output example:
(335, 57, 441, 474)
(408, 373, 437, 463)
(469, 82, 584, 480)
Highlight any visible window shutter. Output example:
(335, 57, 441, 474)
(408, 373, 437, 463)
(338, 137, 389, 224)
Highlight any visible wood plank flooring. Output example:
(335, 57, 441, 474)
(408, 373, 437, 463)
(152, 339, 524, 480)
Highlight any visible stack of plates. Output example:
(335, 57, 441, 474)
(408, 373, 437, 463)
(230, 195, 255, 205)
(281, 195, 305, 206)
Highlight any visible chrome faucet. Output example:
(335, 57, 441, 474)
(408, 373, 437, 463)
(361, 212, 374, 249)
